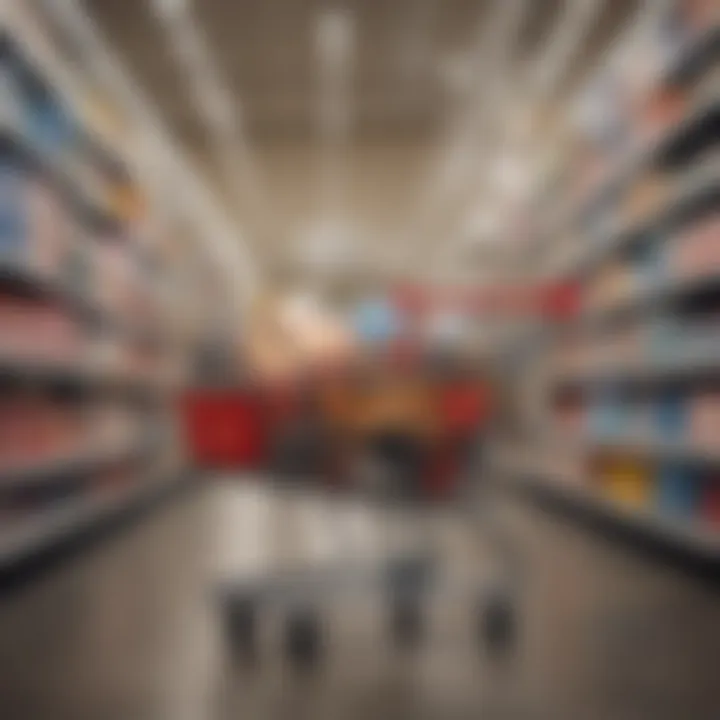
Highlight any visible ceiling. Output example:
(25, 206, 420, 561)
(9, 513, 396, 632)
(72, 0, 637, 293)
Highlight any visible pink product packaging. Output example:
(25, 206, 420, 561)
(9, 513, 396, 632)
(38, 308, 85, 359)
(95, 243, 132, 316)
(0, 296, 84, 360)
(24, 178, 69, 277)
(0, 170, 67, 276)
(667, 216, 720, 278)
(89, 405, 134, 448)
(556, 404, 585, 435)
(687, 391, 720, 449)
(0, 398, 86, 470)
(677, 0, 719, 34)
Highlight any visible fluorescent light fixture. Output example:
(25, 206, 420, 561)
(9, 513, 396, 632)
(151, 0, 186, 20)
(298, 220, 357, 273)
(315, 7, 355, 67)
(496, 153, 532, 196)
(463, 208, 499, 241)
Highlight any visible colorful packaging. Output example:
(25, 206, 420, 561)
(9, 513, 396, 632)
(701, 476, 720, 527)
(595, 454, 655, 508)
(656, 462, 701, 518)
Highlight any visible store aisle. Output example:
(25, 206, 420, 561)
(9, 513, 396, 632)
(0, 480, 718, 720)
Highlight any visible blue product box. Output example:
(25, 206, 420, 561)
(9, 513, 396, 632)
(656, 462, 701, 519)
(0, 156, 30, 259)
(653, 390, 687, 441)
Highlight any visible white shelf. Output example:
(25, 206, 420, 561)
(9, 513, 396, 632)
(556, 349, 720, 387)
(544, 433, 720, 466)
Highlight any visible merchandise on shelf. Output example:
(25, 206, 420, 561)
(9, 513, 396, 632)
(687, 388, 720, 449)
(93, 240, 133, 317)
(588, 393, 652, 441)
(635, 86, 690, 149)
(88, 403, 138, 450)
(620, 173, 672, 228)
(632, 238, 667, 292)
(0, 152, 69, 276)
(0, 393, 87, 471)
(594, 454, 654, 509)
(701, 476, 720, 526)
(0, 295, 85, 361)
(656, 462, 701, 519)
(665, 213, 720, 279)
(584, 259, 639, 312)
(653, 390, 688, 441)
(554, 393, 585, 436)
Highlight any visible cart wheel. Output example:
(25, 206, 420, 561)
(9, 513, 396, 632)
(284, 607, 323, 668)
(224, 594, 258, 661)
(389, 594, 425, 651)
(478, 590, 516, 655)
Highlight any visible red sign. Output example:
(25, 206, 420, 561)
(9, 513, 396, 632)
(391, 282, 580, 320)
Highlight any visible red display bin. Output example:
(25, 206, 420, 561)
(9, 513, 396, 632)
(182, 389, 268, 469)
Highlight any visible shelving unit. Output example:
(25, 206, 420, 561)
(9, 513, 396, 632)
(495, 4, 720, 566)
(0, 4, 204, 576)
(493, 446, 719, 565)
(0, 463, 178, 573)
(0, 437, 145, 491)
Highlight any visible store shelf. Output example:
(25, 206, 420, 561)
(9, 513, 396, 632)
(574, 162, 720, 280)
(556, 349, 720, 389)
(0, 469, 179, 572)
(0, 115, 122, 234)
(0, 439, 146, 491)
(547, 433, 720, 466)
(0, 259, 107, 326)
(554, 97, 720, 279)
(493, 449, 720, 564)
(666, 23, 720, 87)
(578, 272, 720, 330)
(0, 354, 164, 398)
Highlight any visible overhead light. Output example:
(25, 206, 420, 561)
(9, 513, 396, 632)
(495, 153, 533, 196)
(462, 208, 500, 243)
(315, 7, 355, 68)
(151, 0, 186, 21)
(298, 220, 357, 274)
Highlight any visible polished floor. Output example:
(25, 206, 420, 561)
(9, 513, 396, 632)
(0, 478, 718, 720)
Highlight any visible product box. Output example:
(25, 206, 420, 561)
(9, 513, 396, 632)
(687, 390, 720, 450)
(0, 395, 87, 470)
(93, 240, 132, 317)
(666, 215, 720, 279)
(0, 295, 85, 361)
(656, 462, 701, 518)
(653, 390, 688, 441)
(596, 455, 654, 508)
(0, 157, 69, 276)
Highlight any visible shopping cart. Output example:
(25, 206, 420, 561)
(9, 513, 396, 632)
(215, 430, 522, 668)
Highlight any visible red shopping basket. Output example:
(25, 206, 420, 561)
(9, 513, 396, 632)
(182, 388, 268, 468)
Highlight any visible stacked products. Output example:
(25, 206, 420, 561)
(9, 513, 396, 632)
(0, 27, 184, 569)
(536, 4, 720, 541)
